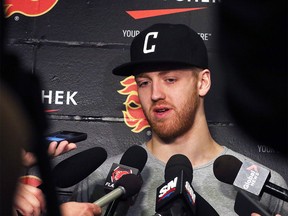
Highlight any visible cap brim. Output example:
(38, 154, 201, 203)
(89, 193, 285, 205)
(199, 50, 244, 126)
(112, 60, 197, 76)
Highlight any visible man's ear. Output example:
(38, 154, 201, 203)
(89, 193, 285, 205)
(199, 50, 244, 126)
(198, 69, 211, 96)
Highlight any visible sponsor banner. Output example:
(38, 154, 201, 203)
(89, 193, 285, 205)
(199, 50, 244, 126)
(36, 45, 128, 116)
(5, 0, 219, 51)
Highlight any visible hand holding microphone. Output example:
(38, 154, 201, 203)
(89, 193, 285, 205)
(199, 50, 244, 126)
(60, 202, 102, 216)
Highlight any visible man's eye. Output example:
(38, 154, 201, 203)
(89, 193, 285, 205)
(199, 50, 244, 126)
(137, 81, 149, 87)
(166, 78, 176, 83)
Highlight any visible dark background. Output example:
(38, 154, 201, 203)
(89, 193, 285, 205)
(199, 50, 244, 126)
(2, 0, 287, 198)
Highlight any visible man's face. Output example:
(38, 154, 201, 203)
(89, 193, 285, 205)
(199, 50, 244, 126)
(135, 69, 200, 141)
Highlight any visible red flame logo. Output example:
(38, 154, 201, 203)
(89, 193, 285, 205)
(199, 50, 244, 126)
(4, 0, 58, 17)
(118, 76, 150, 133)
(111, 167, 132, 182)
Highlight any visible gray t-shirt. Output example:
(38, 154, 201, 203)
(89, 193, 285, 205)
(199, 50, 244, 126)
(72, 145, 288, 215)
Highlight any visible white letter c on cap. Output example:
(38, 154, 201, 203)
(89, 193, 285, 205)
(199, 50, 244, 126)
(143, 32, 158, 54)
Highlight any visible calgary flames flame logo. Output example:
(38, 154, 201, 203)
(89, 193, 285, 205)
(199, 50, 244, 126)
(4, 0, 58, 18)
(118, 76, 150, 133)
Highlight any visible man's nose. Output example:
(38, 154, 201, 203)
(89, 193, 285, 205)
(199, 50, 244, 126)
(151, 82, 165, 101)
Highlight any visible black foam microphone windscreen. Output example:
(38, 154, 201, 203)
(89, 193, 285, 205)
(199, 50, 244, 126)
(164, 154, 193, 182)
(53, 146, 107, 188)
(213, 154, 242, 185)
(114, 174, 143, 199)
(119, 145, 148, 173)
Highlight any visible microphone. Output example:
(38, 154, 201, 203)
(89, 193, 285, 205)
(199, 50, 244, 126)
(155, 154, 219, 216)
(155, 154, 196, 216)
(52, 146, 108, 188)
(104, 145, 147, 191)
(213, 155, 288, 202)
(94, 174, 143, 207)
(234, 190, 270, 216)
(103, 145, 148, 216)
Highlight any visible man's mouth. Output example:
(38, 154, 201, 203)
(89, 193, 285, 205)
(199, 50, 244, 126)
(152, 105, 172, 117)
(155, 108, 169, 113)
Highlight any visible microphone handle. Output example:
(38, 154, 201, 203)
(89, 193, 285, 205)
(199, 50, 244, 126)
(94, 187, 125, 207)
(104, 199, 119, 216)
(104, 198, 130, 216)
(234, 190, 270, 216)
(264, 182, 288, 202)
(170, 200, 189, 216)
(156, 199, 191, 216)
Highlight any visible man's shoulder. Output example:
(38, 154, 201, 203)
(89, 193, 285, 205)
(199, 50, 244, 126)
(224, 147, 250, 161)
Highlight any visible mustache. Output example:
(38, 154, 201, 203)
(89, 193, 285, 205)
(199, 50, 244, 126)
(150, 101, 173, 111)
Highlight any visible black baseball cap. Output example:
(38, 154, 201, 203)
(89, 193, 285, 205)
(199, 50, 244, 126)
(112, 23, 208, 76)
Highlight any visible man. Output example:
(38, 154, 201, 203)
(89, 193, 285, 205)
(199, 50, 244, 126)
(71, 23, 287, 215)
